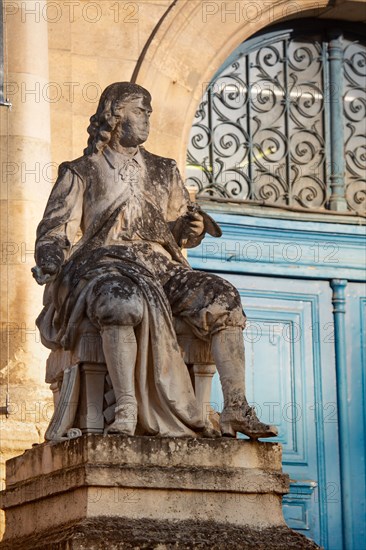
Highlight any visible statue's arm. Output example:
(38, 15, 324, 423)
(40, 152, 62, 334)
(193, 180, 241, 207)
(34, 164, 84, 279)
(167, 162, 221, 248)
(167, 162, 206, 249)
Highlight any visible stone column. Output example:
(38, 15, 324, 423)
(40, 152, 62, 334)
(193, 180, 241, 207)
(0, 0, 53, 520)
(327, 30, 348, 212)
(330, 279, 352, 549)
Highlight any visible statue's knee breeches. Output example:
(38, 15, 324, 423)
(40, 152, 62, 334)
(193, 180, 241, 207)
(164, 269, 246, 338)
(87, 276, 144, 327)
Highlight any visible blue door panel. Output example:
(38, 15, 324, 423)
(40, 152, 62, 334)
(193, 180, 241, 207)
(208, 273, 343, 549)
(345, 283, 366, 550)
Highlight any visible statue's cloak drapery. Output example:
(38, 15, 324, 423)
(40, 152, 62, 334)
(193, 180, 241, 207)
(36, 147, 208, 436)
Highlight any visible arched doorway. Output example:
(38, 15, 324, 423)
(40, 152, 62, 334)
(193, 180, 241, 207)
(185, 19, 366, 550)
(186, 20, 365, 214)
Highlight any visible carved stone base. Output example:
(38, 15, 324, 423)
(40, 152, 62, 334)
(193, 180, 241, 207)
(0, 517, 320, 549)
(0, 436, 319, 549)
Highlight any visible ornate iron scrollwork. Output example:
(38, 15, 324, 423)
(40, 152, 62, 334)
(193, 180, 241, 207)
(187, 24, 365, 215)
(343, 41, 366, 214)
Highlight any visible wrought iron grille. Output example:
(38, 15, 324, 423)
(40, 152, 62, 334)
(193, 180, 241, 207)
(186, 23, 366, 215)
(343, 39, 366, 213)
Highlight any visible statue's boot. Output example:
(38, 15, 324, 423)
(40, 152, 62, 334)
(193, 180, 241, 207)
(219, 404, 278, 439)
(101, 325, 138, 436)
(211, 328, 278, 439)
(106, 403, 137, 435)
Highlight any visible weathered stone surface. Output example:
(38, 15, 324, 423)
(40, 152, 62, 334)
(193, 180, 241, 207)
(0, 6, 52, 538)
(6, 435, 285, 482)
(1, 436, 291, 543)
(0, 517, 320, 549)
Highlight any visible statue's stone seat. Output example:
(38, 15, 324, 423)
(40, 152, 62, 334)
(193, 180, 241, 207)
(45, 317, 217, 441)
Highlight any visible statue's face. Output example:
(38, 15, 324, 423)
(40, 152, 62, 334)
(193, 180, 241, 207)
(114, 97, 152, 147)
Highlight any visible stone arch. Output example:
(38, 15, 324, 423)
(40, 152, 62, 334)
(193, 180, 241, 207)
(136, 0, 366, 170)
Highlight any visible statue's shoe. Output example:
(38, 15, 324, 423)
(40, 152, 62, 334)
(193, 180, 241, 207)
(105, 404, 137, 436)
(105, 420, 135, 435)
(201, 407, 222, 438)
(220, 406, 278, 439)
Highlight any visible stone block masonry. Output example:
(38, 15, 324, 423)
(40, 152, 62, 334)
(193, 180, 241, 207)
(0, 435, 319, 548)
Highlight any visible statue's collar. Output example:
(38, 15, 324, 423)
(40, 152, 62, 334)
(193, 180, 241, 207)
(103, 146, 144, 169)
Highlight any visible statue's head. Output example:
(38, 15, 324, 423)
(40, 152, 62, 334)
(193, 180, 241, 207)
(84, 82, 152, 155)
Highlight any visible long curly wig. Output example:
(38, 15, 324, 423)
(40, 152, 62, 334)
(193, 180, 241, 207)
(84, 82, 152, 155)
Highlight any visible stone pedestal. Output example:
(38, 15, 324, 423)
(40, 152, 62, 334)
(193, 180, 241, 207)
(0, 435, 318, 549)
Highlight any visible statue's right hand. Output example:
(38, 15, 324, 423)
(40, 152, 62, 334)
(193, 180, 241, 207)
(34, 244, 64, 284)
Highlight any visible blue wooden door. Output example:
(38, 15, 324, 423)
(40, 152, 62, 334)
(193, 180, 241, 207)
(209, 273, 343, 549)
(343, 282, 366, 550)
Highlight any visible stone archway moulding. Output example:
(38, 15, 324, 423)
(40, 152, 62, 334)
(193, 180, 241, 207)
(135, 0, 366, 170)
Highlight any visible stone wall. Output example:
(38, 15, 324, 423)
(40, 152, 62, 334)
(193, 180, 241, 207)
(0, 3, 52, 530)
(47, 0, 171, 167)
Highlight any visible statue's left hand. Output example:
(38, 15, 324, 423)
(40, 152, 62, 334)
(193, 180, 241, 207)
(185, 211, 205, 237)
(31, 265, 58, 286)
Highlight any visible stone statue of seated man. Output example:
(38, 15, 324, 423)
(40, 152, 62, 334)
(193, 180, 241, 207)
(33, 82, 277, 440)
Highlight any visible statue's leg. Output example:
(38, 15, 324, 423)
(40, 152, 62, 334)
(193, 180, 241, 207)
(164, 268, 277, 439)
(101, 326, 138, 435)
(210, 328, 278, 439)
(87, 276, 144, 435)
